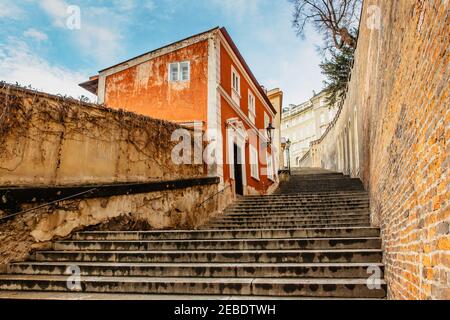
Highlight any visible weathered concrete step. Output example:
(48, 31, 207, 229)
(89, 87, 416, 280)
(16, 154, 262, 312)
(244, 193, 369, 199)
(233, 199, 370, 208)
(225, 209, 369, 215)
(203, 221, 370, 230)
(276, 184, 363, 188)
(235, 198, 370, 203)
(73, 227, 380, 241)
(223, 209, 370, 217)
(33, 249, 383, 263)
(207, 219, 370, 227)
(208, 220, 370, 227)
(279, 176, 356, 179)
(228, 205, 369, 211)
(53, 237, 381, 251)
(215, 215, 370, 222)
(0, 275, 387, 298)
(235, 198, 370, 204)
(276, 182, 362, 186)
(215, 213, 370, 220)
(7, 262, 384, 279)
(0, 291, 386, 300)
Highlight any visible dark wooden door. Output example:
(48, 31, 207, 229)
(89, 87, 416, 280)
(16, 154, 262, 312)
(233, 143, 244, 196)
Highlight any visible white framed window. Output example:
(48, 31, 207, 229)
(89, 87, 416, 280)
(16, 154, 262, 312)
(231, 66, 241, 105)
(169, 61, 190, 82)
(169, 63, 179, 82)
(266, 151, 274, 181)
(248, 91, 256, 124)
(250, 144, 259, 180)
(180, 62, 190, 81)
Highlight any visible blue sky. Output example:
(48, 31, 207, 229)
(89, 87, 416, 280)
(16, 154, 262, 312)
(0, 0, 325, 106)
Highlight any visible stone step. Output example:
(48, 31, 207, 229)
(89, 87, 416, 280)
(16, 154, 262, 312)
(236, 196, 370, 202)
(209, 218, 370, 226)
(0, 275, 387, 298)
(275, 185, 364, 191)
(275, 190, 365, 194)
(244, 193, 369, 199)
(0, 291, 386, 300)
(216, 212, 370, 220)
(234, 197, 369, 201)
(33, 249, 383, 263)
(233, 201, 370, 206)
(225, 210, 369, 215)
(225, 208, 370, 214)
(206, 218, 370, 226)
(224, 209, 369, 214)
(73, 227, 381, 241)
(203, 221, 370, 230)
(228, 205, 369, 211)
(7, 262, 385, 279)
(53, 237, 381, 251)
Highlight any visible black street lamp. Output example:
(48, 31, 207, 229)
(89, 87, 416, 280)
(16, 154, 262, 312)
(266, 123, 275, 146)
(286, 139, 291, 173)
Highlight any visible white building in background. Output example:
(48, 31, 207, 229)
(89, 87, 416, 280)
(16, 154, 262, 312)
(281, 91, 338, 168)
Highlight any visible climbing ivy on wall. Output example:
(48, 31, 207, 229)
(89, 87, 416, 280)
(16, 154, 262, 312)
(0, 81, 203, 181)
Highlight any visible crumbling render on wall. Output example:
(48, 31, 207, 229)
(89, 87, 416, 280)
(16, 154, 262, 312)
(0, 83, 204, 187)
(0, 183, 219, 266)
(0, 83, 228, 266)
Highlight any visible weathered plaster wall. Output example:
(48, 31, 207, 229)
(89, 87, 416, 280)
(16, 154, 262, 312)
(0, 183, 219, 265)
(0, 85, 204, 186)
(311, 0, 449, 299)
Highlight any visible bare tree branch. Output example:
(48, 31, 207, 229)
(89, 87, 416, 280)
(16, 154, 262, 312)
(290, 0, 361, 52)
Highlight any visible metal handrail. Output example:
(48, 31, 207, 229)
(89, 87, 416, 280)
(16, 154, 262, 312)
(0, 188, 98, 222)
(197, 183, 232, 208)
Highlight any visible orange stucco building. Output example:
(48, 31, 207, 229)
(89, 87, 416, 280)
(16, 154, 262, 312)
(80, 27, 279, 196)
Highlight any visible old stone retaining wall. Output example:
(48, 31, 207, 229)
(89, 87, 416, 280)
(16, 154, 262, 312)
(0, 84, 227, 266)
(311, 0, 449, 299)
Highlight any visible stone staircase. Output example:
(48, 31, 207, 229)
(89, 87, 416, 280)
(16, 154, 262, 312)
(0, 168, 386, 299)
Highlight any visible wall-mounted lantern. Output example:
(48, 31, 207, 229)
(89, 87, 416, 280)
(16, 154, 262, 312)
(266, 123, 275, 146)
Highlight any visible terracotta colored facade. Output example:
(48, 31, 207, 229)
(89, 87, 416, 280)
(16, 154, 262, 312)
(104, 40, 209, 126)
(80, 27, 278, 196)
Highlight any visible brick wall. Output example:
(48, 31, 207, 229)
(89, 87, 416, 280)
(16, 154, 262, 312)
(311, 0, 449, 299)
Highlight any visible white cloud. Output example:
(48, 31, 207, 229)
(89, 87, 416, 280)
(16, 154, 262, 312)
(23, 28, 48, 41)
(0, 0, 23, 19)
(143, 0, 156, 11)
(38, 0, 124, 64)
(0, 38, 96, 100)
(210, 0, 261, 22)
(113, 0, 135, 11)
(193, 0, 325, 106)
(39, 0, 68, 27)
